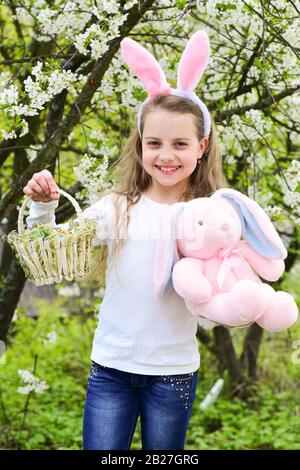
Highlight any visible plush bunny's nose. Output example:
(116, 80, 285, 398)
(221, 223, 230, 231)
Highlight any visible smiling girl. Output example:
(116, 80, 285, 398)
(23, 31, 228, 450)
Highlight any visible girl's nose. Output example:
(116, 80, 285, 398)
(159, 147, 176, 160)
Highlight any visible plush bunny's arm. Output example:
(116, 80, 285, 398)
(172, 258, 212, 303)
(237, 240, 285, 281)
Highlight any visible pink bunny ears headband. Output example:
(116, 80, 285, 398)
(120, 30, 212, 138)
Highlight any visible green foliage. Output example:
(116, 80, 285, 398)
(186, 387, 300, 450)
(0, 295, 98, 450)
(0, 287, 299, 450)
(184, 318, 300, 450)
(175, 0, 189, 9)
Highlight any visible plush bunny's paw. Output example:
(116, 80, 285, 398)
(175, 282, 211, 303)
(172, 258, 212, 303)
(256, 291, 298, 332)
(230, 280, 272, 324)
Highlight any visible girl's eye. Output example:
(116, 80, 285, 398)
(148, 142, 187, 147)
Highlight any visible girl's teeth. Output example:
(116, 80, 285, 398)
(156, 166, 181, 172)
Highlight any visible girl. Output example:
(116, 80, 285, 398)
(23, 31, 228, 450)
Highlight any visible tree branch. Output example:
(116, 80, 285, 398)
(214, 85, 300, 122)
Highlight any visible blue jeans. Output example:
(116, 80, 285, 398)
(83, 360, 198, 450)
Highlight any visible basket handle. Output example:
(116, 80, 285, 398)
(18, 188, 83, 235)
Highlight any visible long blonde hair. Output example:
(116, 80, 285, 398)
(83, 94, 229, 286)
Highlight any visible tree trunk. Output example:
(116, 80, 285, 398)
(213, 326, 250, 397)
(0, 257, 26, 342)
(239, 323, 264, 380)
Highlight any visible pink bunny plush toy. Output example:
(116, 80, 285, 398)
(154, 188, 298, 332)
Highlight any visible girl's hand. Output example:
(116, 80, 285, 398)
(23, 169, 60, 202)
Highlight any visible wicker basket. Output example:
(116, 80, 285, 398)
(4, 188, 98, 286)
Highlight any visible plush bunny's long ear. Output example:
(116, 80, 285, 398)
(154, 204, 185, 298)
(177, 30, 210, 93)
(212, 188, 287, 259)
(120, 38, 173, 98)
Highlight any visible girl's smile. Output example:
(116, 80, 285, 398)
(154, 165, 182, 175)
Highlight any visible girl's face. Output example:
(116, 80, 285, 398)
(142, 109, 208, 193)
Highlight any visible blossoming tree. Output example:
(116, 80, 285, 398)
(0, 0, 299, 391)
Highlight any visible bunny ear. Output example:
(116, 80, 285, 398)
(120, 37, 172, 98)
(154, 204, 185, 298)
(177, 30, 210, 93)
(212, 188, 287, 259)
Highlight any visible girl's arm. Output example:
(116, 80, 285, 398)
(26, 199, 60, 228)
(26, 195, 113, 245)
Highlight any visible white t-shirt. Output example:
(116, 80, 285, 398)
(26, 193, 200, 375)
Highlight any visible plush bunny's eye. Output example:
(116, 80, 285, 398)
(198, 220, 203, 226)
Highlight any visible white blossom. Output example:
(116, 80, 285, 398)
(73, 4, 128, 60)
(273, 161, 300, 225)
(43, 331, 58, 345)
(19, 119, 29, 137)
(0, 84, 19, 105)
(23, 64, 78, 114)
(26, 144, 43, 163)
(73, 137, 116, 204)
(1, 129, 17, 140)
(264, 205, 283, 219)
(17, 369, 48, 395)
(284, 160, 300, 192)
